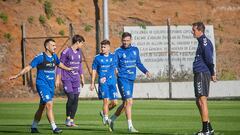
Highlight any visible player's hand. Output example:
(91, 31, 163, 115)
(211, 75, 217, 82)
(55, 79, 60, 88)
(145, 72, 152, 78)
(9, 75, 18, 80)
(90, 84, 95, 91)
(100, 77, 106, 84)
(81, 80, 85, 88)
(68, 67, 73, 71)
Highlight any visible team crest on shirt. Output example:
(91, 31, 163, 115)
(123, 53, 126, 58)
(100, 59, 103, 62)
(133, 51, 136, 55)
(78, 55, 81, 59)
(203, 38, 208, 46)
(110, 58, 112, 62)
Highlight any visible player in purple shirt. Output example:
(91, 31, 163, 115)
(56, 35, 85, 127)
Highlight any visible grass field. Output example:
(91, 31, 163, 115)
(0, 99, 239, 135)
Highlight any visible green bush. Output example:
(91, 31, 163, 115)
(27, 16, 34, 24)
(220, 70, 237, 80)
(59, 30, 65, 36)
(3, 33, 13, 42)
(0, 12, 8, 24)
(44, 1, 53, 19)
(138, 0, 144, 6)
(137, 22, 146, 29)
(84, 24, 93, 32)
(56, 17, 65, 25)
(39, 15, 46, 24)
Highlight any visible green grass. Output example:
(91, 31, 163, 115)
(0, 100, 240, 135)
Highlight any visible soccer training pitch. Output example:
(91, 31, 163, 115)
(0, 99, 239, 135)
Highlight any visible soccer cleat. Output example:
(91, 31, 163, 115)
(128, 126, 139, 133)
(65, 119, 71, 127)
(30, 128, 40, 133)
(53, 128, 62, 134)
(70, 121, 78, 127)
(107, 119, 114, 132)
(195, 130, 214, 135)
(99, 111, 106, 125)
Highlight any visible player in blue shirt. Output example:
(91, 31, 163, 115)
(9, 39, 72, 134)
(108, 32, 151, 133)
(192, 22, 216, 135)
(90, 40, 118, 128)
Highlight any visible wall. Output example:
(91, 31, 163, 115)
(79, 80, 240, 99)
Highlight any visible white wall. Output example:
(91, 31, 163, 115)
(79, 81, 240, 99)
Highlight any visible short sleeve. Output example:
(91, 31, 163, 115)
(30, 53, 43, 68)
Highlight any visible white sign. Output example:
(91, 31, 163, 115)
(124, 26, 215, 77)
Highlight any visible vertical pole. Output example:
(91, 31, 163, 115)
(103, 0, 109, 40)
(167, 18, 172, 99)
(69, 23, 73, 44)
(21, 24, 27, 85)
(94, 0, 100, 54)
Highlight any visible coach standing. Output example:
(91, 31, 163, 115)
(192, 22, 216, 135)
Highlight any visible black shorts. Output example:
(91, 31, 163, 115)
(194, 72, 211, 97)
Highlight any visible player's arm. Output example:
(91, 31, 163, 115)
(203, 41, 216, 82)
(55, 68, 61, 88)
(9, 65, 32, 80)
(58, 62, 72, 71)
(80, 74, 85, 88)
(78, 56, 85, 87)
(90, 70, 97, 91)
(135, 48, 151, 78)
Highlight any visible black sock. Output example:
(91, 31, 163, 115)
(208, 122, 213, 131)
(202, 121, 208, 132)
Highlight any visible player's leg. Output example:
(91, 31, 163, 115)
(69, 92, 80, 127)
(194, 73, 213, 135)
(65, 92, 75, 126)
(109, 99, 117, 111)
(125, 80, 138, 132)
(108, 83, 118, 111)
(31, 103, 45, 133)
(98, 82, 110, 125)
(63, 80, 74, 126)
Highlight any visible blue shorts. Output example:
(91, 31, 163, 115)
(117, 77, 134, 100)
(36, 84, 54, 104)
(98, 78, 118, 100)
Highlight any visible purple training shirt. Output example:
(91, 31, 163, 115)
(56, 47, 83, 82)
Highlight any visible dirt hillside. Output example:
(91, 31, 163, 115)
(0, 0, 239, 97)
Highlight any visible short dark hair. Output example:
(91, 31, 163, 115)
(192, 22, 205, 33)
(122, 32, 132, 39)
(100, 39, 110, 46)
(72, 34, 85, 44)
(44, 38, 55, 49)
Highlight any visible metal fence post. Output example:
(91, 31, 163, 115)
(167, 18, 172, 99)
(21, 24, 27, 86)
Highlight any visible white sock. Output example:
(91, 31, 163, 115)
(110, 114, 118, 122)
(31, 120, 39, 128)
(50, 121, 57, 130)
(104, 115, 108, 122)
(127, 120, 133, 129)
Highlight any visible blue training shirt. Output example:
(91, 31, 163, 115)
(115, 44, 148, 80)
(92, 53, 117, 80)
(193, 34, 215, 76)
(30, 52, 60, 88)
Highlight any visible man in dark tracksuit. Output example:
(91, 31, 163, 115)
(192, 22, 217, 135)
